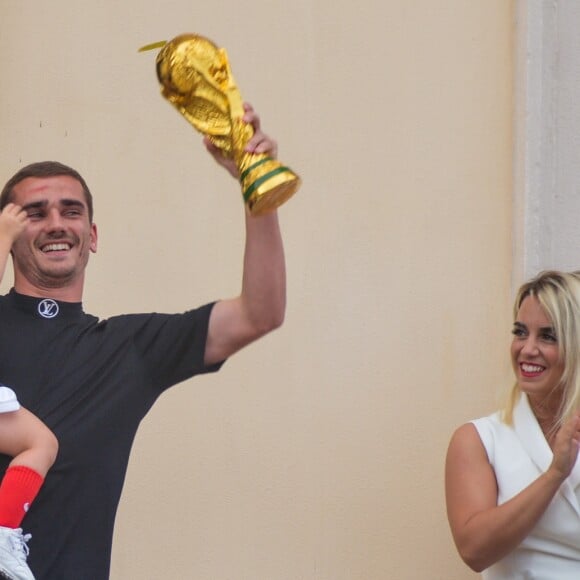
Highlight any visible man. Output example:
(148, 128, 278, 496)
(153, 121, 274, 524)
(0, 104, 286, 578)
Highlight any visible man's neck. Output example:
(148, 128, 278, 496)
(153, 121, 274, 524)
(13, 277, 84, 303)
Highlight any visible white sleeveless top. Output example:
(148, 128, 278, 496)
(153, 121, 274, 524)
(471, 394, 580, 579)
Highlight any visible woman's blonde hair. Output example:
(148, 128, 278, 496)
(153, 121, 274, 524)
(503, 270, 580, 427)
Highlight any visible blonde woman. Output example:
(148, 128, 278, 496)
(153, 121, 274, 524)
(446, 271, 580, 579)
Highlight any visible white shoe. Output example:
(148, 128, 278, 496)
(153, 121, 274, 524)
(0, 527, 34, 580)
(0, 387, 19, 414)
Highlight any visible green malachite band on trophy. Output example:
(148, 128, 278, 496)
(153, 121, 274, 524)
(243, 167, 290, 202)
(239, 157, 274, 182)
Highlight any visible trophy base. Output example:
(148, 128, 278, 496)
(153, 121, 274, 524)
(240, 156, 300, 216)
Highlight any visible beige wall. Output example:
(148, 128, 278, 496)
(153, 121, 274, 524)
(0, 1, 514, 578)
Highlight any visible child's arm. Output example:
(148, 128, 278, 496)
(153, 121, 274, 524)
(0, 204, 27, 284)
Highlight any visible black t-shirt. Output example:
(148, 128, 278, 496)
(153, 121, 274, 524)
(0, 289, 223, 579)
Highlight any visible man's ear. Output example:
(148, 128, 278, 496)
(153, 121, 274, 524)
(90, 223, 98, 253)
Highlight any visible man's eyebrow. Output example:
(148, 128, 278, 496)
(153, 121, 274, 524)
(22, 199, 86, 211)
(60, 199, 86, 210)
(22, 200, 47, 211)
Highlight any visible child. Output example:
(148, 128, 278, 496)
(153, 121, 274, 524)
(0, 204, 58, 580)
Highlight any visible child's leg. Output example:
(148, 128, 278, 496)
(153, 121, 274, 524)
(0, 407, 58, 528)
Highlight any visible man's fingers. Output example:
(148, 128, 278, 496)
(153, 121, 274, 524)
(242, 102, 260, 130)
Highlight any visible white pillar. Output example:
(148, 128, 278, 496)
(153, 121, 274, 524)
(515, 0, 580, 286)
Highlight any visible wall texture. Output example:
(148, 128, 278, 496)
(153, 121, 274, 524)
(0, 1, 514, 578)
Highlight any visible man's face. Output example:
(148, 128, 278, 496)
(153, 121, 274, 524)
(10, 175, 97, 291)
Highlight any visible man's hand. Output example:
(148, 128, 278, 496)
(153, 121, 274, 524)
(0, 203, 28, 245)
(203, 103, 278, 179)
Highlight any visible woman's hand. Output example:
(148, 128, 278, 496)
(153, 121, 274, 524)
(548, 412, 580, 481)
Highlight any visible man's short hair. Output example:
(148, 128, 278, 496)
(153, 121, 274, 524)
(0, 161, 94, 222)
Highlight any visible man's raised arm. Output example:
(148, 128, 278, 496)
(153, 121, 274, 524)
(203, 104, 286, 366)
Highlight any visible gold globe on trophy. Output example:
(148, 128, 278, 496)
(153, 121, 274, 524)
(140, 34, 300, 215)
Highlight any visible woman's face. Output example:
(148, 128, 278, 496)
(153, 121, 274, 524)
(511, 295, 565, 402)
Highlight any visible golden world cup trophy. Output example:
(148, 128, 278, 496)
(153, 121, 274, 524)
(140, 34, 301, 215)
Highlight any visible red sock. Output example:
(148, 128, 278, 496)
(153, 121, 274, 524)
(0, 466, 44, 528)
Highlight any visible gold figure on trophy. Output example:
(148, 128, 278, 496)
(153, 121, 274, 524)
(148, 34, 300, 215)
